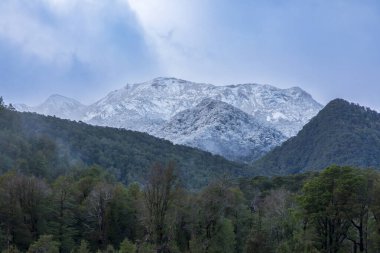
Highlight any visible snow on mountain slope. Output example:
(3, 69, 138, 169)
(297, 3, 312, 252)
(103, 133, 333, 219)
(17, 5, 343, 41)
(15, 94, 86, 120)
(14, 77, 322, 162)
(154, 99, 287, 162)
(14, 103, 31, 112)
(84, 77, 322, 137)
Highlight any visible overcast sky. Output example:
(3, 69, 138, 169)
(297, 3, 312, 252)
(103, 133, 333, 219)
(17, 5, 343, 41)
(0, 0, 380, 109)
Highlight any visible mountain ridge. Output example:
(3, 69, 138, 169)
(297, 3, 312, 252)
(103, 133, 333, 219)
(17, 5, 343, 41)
(15, 77, 322, 162)
(253, 98, 380, 175)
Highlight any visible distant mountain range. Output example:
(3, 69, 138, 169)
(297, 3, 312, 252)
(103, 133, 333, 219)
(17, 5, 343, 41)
(15, 77, 322, 162)
(8, 84, 380, 179)
(254, 99, 380, 174)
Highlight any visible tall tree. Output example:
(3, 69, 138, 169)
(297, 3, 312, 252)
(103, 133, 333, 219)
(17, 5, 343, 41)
(344, 169, 380, 253)
(0, 172, 26, 251)
(143, 162, 178, 253)
(208, 218, 236, 253)
(50, 176, 77, 253)
(107, 183, 142, 246)
(85, 182, 114, 249)
(0, 172, 50, 250)
(370, 172, 380, 251)
(300, 166, 361, 253)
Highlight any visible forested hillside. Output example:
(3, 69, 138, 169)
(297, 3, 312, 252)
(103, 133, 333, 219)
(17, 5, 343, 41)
(0, 101, 249, 189)
(3, 98, 380, 252)
(254, 99, 380, 175)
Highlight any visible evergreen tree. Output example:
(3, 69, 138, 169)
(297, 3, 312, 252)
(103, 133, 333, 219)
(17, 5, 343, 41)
(7, 104, 15, 111)
(0, 97, 5, 110)
(49, 176, 77, 253)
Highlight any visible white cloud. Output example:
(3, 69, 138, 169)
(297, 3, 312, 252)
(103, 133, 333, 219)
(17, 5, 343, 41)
(126, 0, 213, 75)
(0, 0, 133, 66)
(0, 0, 158, 104)
(0, 0, 226, 83)
(0, 1, 69, 64)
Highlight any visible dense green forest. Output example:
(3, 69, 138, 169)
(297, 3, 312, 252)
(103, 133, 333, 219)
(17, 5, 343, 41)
(1, 164, 380, 253)
(254, 99, 380, 175)
(0, 98, 250, 189)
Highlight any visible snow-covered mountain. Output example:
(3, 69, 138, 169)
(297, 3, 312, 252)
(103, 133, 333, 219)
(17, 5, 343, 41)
(84, 77, 322, 137)
(154, 98, 287, 162)
(15, 94, 86, 120)
(15, 77, 323, 162)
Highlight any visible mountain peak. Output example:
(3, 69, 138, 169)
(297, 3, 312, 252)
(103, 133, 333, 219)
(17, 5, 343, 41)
(152, 77, 184, 82)
(311, 98, 379, 124)
(47, 94, 70, 99)
(40, 94, 82, 106)
(31, 94, 86, 120)
(155, 99, 287, 162)
(146, 77, 188, 85)
(325, 98, 354, 108)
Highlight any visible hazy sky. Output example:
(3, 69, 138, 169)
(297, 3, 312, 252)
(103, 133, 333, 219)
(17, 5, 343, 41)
(0, 0, 380, 109)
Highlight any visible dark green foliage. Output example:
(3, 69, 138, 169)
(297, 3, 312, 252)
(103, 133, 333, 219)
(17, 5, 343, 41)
(27, 235, 59, 253)
(0, 172, 50, 251)
(142, 163, 178, 251)
(0, 108, 250, 189)
(299, 166, 361, 252)
(119, 238, 136, 253)
(0, 166, 380, 252)
(254, 99, 380, 175)
(106, 184, 141, 246)
(49, 176, 78, 252)
(208, 218, 235, 253)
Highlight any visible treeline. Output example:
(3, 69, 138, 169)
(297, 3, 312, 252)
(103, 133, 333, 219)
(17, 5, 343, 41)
(0, 97, 15, 111)
(1, 165, 380, 253)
